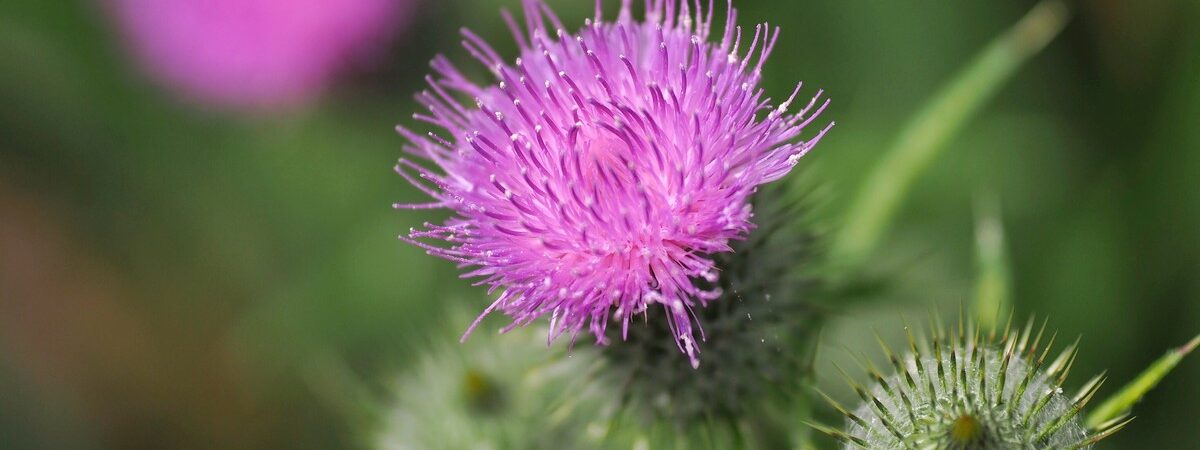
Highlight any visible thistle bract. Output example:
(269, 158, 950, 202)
(396, 0, 830, 366)
(815, 317, 1127, 450)
(601, 183, 824, 422)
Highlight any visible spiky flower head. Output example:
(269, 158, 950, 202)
(396, 0, 830, 366)
(814, 316, 1129, 450)
(376, 310, 608, 450)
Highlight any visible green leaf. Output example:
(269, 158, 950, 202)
(1085, 334, 1200, 429)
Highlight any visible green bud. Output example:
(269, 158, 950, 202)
(815, 315, 1124, 450)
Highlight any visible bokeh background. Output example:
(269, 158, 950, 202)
(2, 0, 1197, 448)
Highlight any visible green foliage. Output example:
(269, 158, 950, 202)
(1086, 334, 1200, 429)
(831, 0, 1070, 271)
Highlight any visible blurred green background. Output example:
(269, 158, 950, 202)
(1, 0, 1197, 448)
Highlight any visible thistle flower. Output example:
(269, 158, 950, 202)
(112, 0, 411, 109)
(812, 316, 1129, 450)
(396, 0, 831, 367)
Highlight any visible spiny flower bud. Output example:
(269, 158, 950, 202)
(813, 315, 1129, 450)
(376, 310, 609, 450)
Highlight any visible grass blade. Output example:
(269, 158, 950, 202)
(831, 0, 1070, 270)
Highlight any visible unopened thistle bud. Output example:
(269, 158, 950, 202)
(813, 316, 1130, 450)
(376, 311, 608, 450)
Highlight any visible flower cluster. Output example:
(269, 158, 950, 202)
(397, 0, 830, 366)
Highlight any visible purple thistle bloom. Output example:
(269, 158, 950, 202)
(397, 0, 831, 367)
(112, 0, 412, 110)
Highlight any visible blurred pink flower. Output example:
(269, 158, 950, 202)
(113, 0, 412, 110)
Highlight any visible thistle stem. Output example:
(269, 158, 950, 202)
(830, 0, 1070, 270)
(972, 196, 1011, 329)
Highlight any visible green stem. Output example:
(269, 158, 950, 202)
(972, 196, 1011, 329)
(830, 0, 1070, 270)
